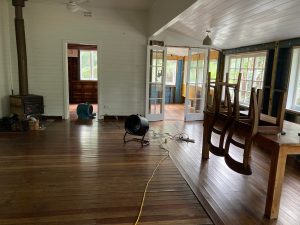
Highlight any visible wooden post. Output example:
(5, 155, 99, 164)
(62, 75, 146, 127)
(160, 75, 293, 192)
(268, 42, 279, 115)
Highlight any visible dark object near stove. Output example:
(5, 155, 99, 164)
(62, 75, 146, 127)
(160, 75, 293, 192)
(124, 115, 149, 147)
(0, 114, 28, 132)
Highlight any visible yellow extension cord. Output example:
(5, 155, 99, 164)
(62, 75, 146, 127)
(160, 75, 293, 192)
(133, 131, 190, 225)
(133, 153, 169, 225)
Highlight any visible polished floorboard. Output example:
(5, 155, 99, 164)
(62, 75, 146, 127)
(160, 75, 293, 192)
(149, 121, 300, 225)
(1, 119, 300, 225)
(0, 120, 212, 225)
(164, 104, 184, 121)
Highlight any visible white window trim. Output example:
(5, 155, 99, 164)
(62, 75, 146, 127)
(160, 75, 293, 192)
(287, 47, 300, 111)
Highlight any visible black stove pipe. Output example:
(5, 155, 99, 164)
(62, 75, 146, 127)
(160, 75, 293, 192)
(12, 0, 28, 96)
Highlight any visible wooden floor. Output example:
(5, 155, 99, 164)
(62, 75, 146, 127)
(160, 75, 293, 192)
(164, 104, 184, 121)
(149, 121, 300, 225)
(1, 119, 300, 225)
(0, 120, 212, 225)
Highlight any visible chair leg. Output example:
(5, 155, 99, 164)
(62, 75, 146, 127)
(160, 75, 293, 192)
(123, 132, 127, 143)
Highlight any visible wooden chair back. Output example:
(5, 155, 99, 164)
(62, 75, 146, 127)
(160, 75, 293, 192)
(224, 88, 262, 175)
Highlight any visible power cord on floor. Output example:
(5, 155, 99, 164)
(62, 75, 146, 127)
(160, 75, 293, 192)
(133, 130, 195, 225)
(133, 153, 169, 225)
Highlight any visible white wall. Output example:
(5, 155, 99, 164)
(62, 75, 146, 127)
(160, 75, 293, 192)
(7, 0, 148, 117)
(0, 0, 12, 118)
(153, 29, 204, 47)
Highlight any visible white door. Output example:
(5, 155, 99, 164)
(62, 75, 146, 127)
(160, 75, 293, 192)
(184, 48, 208, 121)
(145, 46, 167, 121)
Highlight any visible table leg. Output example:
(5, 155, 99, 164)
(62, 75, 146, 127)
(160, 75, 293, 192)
(202, 112, 210, 159)
(265, 146, 287, 219)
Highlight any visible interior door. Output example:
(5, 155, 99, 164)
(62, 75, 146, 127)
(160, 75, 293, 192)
(184, 48, 208, 121)
(145, 46, 167, 121)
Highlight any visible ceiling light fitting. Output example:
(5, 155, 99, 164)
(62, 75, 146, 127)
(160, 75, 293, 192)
(203, 30, 212, 46)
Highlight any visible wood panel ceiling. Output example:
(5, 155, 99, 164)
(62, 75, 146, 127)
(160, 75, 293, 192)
(169, 0, 300, 49)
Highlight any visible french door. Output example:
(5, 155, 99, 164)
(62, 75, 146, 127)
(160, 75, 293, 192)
(145, 46, 208, 121)
(184, 48, 208, 121)
(145, 46, 167, 121)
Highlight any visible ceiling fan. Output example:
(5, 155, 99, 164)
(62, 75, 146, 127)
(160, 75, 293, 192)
(65, 0, 91, 15)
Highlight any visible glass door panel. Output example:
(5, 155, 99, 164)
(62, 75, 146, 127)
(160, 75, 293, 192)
(145, 46, 166, 121)
(184, 48, 208, 121)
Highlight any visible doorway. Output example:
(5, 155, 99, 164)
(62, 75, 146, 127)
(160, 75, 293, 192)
(164, 47, 188, 121)
(65, 43, 99, 120)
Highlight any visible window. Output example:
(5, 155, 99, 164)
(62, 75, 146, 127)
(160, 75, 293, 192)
(209, 50, 219, 79)
(166, 60, 177, 86)
(287, 48, 300, 111)
(183, 54, 205, 84)
(226, 52, 266, 105)
(80, 50, 97, 80)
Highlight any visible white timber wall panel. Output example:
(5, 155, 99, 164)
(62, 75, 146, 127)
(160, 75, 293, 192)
(0, 0, 12, 117)
(7, 0, 148, 117)
(152, 29, 203, 47)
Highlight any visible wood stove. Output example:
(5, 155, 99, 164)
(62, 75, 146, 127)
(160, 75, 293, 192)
(10, 95, 44, 118)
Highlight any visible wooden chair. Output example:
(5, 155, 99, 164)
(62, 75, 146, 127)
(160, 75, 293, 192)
(257, 90, 287, 134)
(224, 88, 262, 175)
(205, 72, 241, 156)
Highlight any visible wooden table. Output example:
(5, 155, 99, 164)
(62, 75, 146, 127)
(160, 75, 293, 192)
(202, 112, 300, 219)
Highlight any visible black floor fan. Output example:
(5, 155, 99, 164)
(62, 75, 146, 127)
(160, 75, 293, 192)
(124, 115, 149, 147)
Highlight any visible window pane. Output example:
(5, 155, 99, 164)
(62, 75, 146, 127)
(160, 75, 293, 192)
(230, 58, 236, 68)
(248, 57, 254, 69)
(150, 84, 163, 98)
(247, 70, 253, 80)
(93, 51, 97, 79)
(246, 81, 252, 91)
(80, 51, 92, 80)
(245, 91, 251, 104)
(255, 56, 266, 68)
(190, 68, 197, 83)
(80, 50, 98, 81)
(197, 68, 204, 83)
(236, 58, 241, 69)
(242, 58, 249, 69)
(241, 69, 247, 80)
(166, 60, 177, 86)
(191, 60, 197, 68)
(229, 69, 236, 79)
(241, 81, 247, 91)
(254, 69, 264, 81)
(209, 60, 218, 79)
(151, 66, 163, 83)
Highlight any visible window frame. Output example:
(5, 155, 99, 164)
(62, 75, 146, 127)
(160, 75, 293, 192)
(80, 50, 98, 81)
(287, 47, 300, 112)
(225, 51, 267, 106)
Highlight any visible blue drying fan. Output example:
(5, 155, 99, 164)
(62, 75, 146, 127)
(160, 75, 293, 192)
(76, 103, 96, 120)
